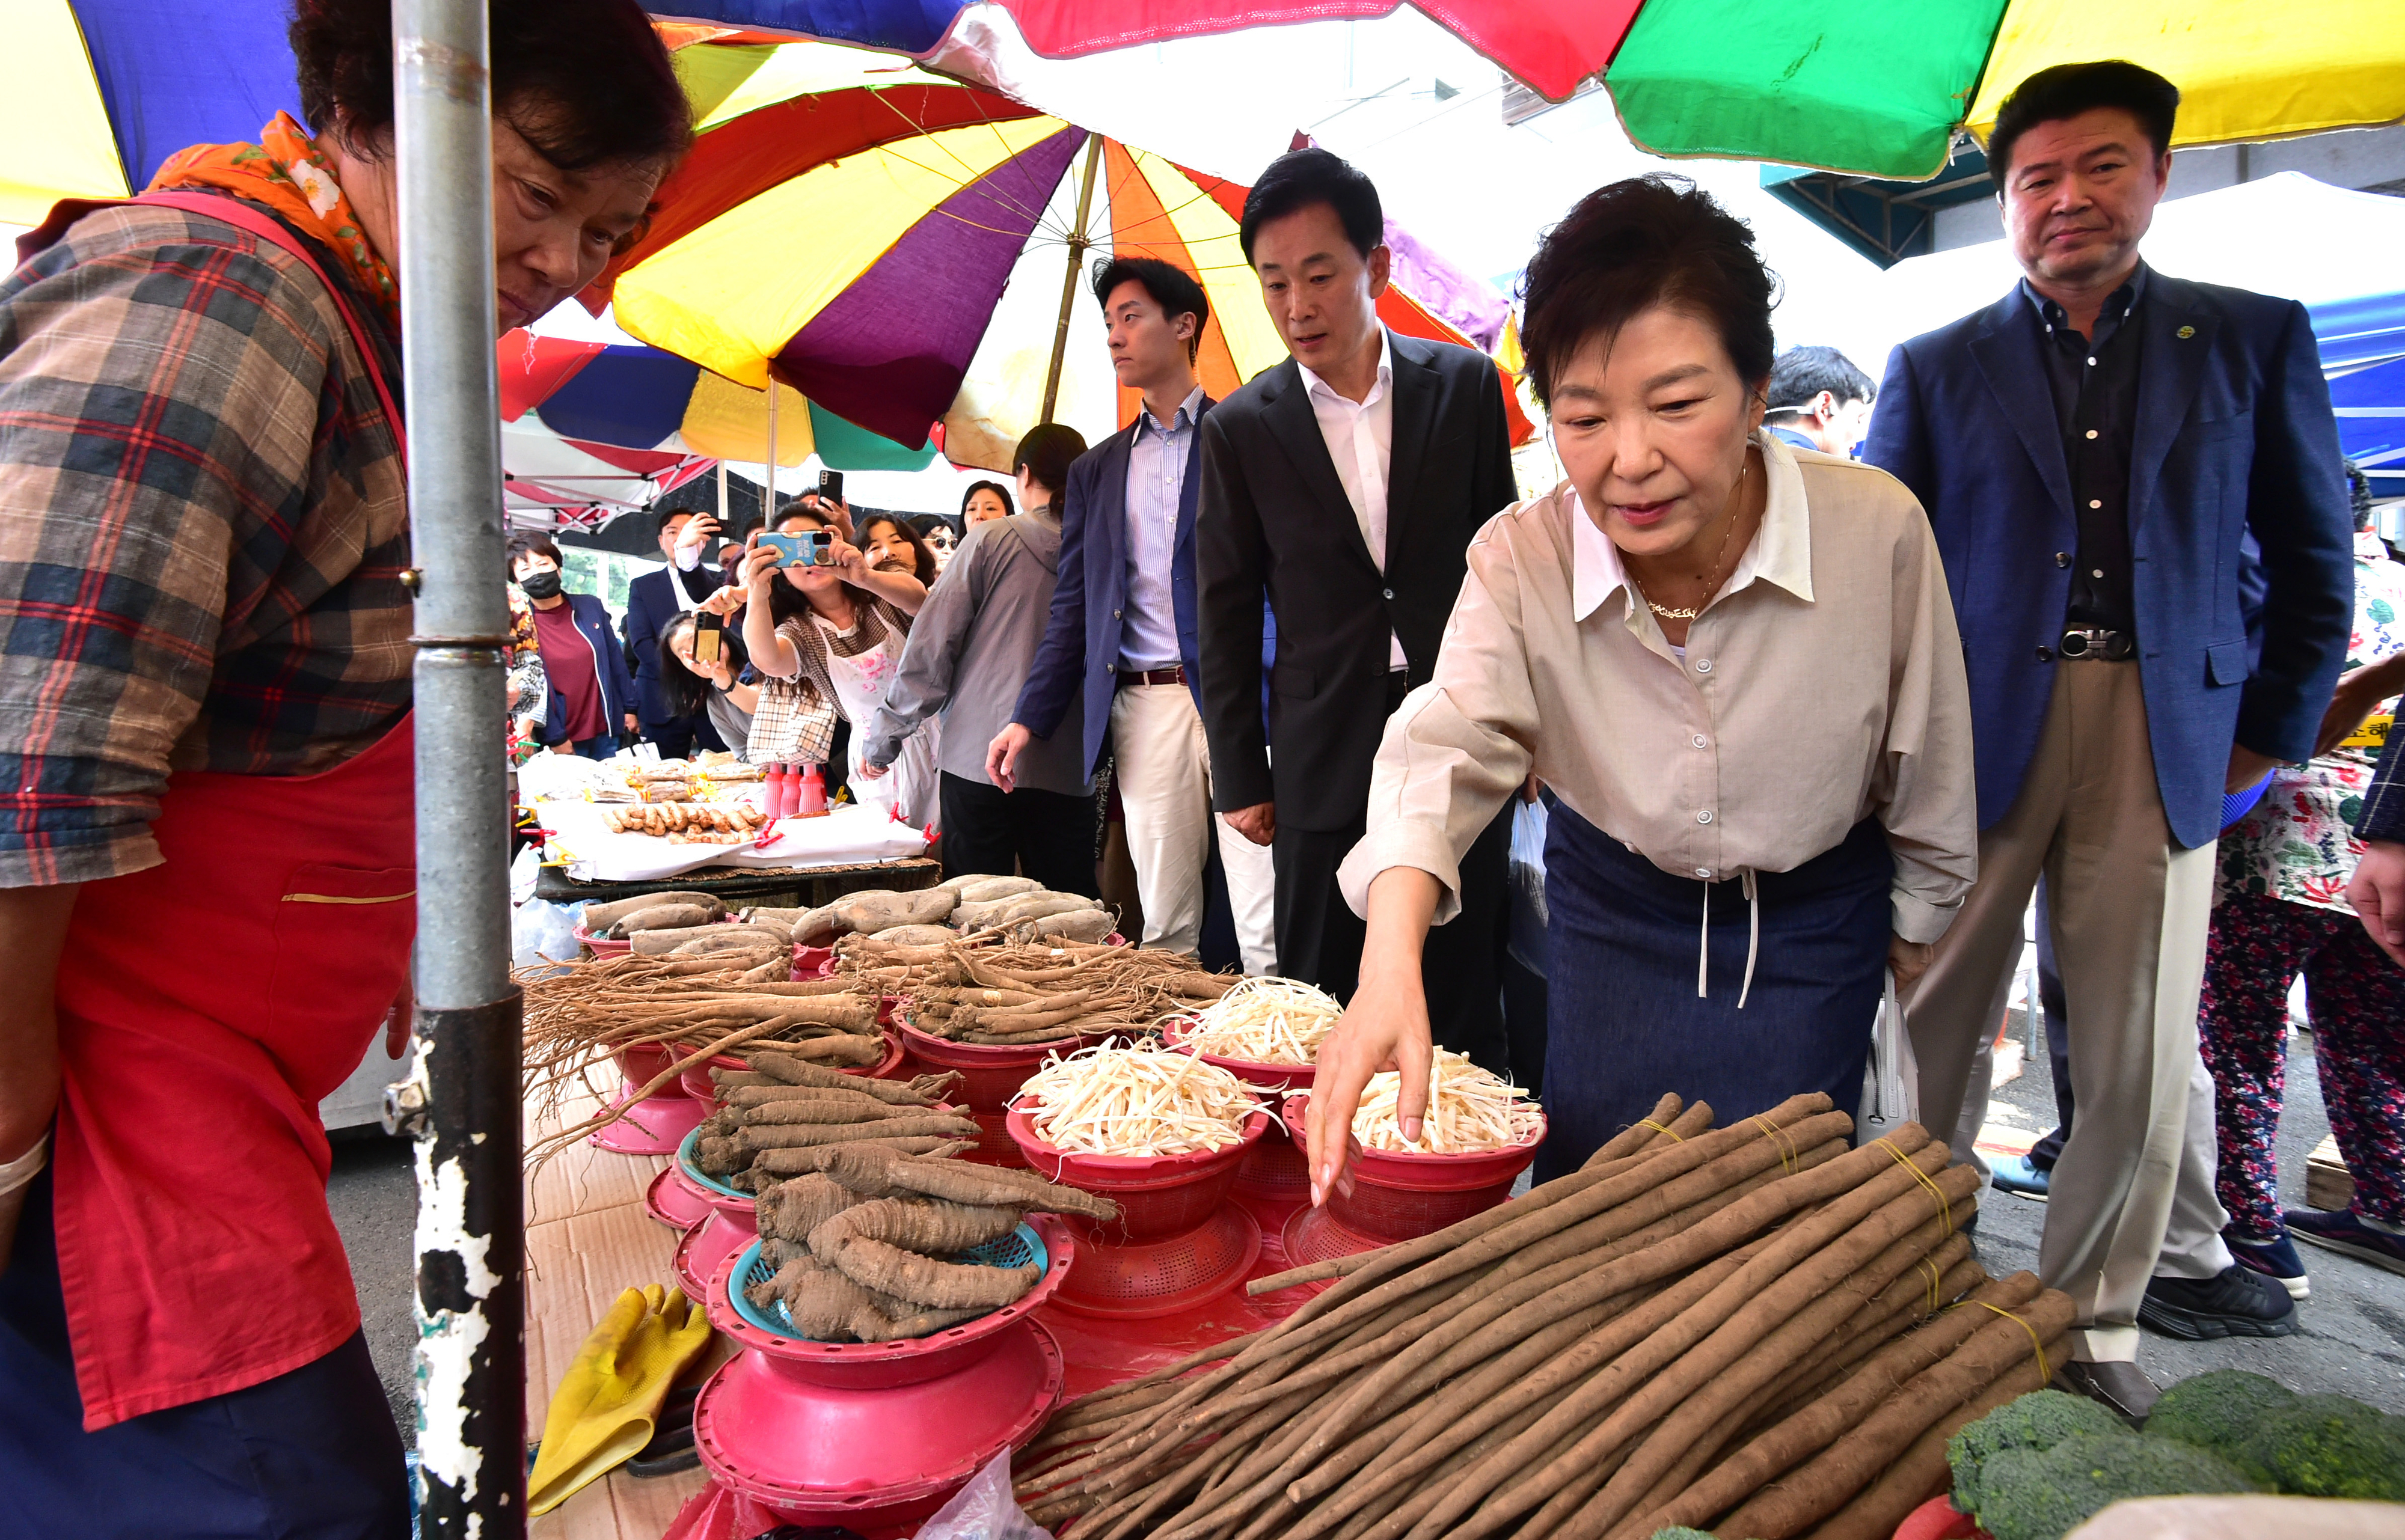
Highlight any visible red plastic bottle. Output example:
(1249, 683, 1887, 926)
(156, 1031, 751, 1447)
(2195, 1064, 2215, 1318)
(764, 765, 789, 820)
(799, 764, 827, 817)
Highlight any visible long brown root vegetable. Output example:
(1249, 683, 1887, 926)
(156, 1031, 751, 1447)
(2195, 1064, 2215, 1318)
(801, 1142, 1122, 1220)
(745, 1098, 937, 1126)
(744, 1050, 945, 1100)
(722, 1083, 911, 1113)
(806, 1196, 1022, 1257)
(581, 890, 720, 929)
(611, 902, 717, 935)
(819, 1232, 1041, 1309)
(755, 1175, 858, 1242)
(750, 1254, 985, 1342)
(752, 1137, 971, 1170)
(738, 1113, 979, 1150)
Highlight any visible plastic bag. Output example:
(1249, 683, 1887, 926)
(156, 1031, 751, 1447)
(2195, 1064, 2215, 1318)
(915, 1450, 1053, 1540)
(1506, 795, 1550, 976)
(1858, 970, 1920, 1143)
(513, 897, 583, 968)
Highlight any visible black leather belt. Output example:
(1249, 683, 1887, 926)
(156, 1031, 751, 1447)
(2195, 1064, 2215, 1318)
(2058, 627, 2134, 661)
(1117, 665, 1187, 688)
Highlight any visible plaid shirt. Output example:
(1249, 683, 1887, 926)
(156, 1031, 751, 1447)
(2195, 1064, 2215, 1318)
(0, 196, 411, 887)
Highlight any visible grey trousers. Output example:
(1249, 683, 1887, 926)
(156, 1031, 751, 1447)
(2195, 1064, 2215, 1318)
(1909, 662, 2228, 1362)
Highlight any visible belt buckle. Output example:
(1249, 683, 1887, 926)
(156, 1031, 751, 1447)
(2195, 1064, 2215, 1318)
(2058, 627, 2131, 661)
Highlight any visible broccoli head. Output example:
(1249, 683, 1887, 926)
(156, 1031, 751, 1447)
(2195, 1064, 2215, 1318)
(2145, 1368, 2296, 1483)
(1947, 1390, 2131, 1517)
(1971, 1432, 2260, 1540)
(2239, 1393, 2405, 1501)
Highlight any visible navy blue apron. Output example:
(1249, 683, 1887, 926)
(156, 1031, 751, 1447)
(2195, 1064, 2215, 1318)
(1536, 804, 1892, 1181)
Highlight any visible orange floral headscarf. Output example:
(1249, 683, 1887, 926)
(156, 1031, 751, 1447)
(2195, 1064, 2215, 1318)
(149, 112, 398, 328)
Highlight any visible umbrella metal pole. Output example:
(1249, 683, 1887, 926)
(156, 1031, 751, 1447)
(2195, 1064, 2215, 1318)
(1040, 133, 1103, 424)
(384, 2, 524, 1536)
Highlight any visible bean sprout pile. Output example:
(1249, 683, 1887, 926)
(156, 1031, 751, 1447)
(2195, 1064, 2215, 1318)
(1018, 1040, 1266, 1156)
(1352, 1049, 1543, 1153)
(1176, 976, 1344, 1065)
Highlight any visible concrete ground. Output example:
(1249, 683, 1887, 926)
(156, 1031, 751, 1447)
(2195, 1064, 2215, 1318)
(326, 1013, 2405, 1452)
(1970, 1010, 2405, 1413)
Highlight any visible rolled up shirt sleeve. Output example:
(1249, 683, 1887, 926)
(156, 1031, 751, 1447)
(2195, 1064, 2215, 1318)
(1874, 507, 1979, 944)
(1338, 525, 1535, 925)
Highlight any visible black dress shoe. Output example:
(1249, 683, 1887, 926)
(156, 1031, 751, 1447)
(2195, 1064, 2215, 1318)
(2139, 1263, 2300, 1341)
(2050, 1359, 2160, 1423)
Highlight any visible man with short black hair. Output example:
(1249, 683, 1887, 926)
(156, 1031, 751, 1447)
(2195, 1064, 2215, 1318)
(1765, 345, 1876, 457)
(994, 255, 1276, 969)
(623, 508, 731, 759)
(1194, 147, 1518, 1066)
(1866, 59, 2354, 1411)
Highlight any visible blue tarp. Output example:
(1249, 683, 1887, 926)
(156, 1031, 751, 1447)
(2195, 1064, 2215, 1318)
(2310, 292, 2405, 481)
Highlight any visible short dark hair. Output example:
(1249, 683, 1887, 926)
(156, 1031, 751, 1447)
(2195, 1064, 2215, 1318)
(290, 0, 693, 174)
(960, 480, 1014, 520)
(1518, 176, 1777, 412)
(1988, 61, 2180, 188)
(860, 513, 939, 586)
(1011, 426, 1088, 501)
(505, 533, 563, 574)
(1239, 147, 1383, 266)
(1766, 347, 1876, 415)
(1092, 255, 1210, 363)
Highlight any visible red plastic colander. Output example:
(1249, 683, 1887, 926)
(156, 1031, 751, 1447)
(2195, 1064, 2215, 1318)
(1281, 1092, 1543, 1242)
(1159, 1015, 1316, 1202)
(894, 1017, 1064, 1167)
(1005, 1106, 1269, 1317)
(696, 1224, 1070, 1532)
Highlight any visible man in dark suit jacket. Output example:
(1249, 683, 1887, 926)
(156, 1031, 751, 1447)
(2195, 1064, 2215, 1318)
(623, 509, 729, 759)
(1864, 62, 2353, 1411)
(1196, 148, 1519, 1071)
(994, 257, 1277, 970)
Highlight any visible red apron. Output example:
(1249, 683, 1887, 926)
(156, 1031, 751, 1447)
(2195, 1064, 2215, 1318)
(32, 190, 417, 1430)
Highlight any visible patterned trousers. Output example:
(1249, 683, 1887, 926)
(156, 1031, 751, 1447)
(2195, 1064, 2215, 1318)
(2196, 890, 2405, 1233)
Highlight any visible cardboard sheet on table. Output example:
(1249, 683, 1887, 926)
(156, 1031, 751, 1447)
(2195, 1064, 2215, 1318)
(545, 799, 927, 884)
(525, 1092, 718, 1539)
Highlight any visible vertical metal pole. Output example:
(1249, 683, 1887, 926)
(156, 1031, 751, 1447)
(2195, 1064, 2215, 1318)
(388, 2, 523, 1536)
(716, 459, 728, 527)
(1040, 133, 1104, 425)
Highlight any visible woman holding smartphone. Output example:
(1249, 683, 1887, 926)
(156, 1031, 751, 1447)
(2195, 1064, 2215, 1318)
(660, 612, 759, 759)
(735, 511, 934, 816)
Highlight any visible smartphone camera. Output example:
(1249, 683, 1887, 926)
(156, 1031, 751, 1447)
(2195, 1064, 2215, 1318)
(817, 469, 844, 507)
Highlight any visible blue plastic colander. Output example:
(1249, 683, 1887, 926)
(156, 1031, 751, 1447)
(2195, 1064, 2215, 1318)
(729, 1226, 1049, 1340)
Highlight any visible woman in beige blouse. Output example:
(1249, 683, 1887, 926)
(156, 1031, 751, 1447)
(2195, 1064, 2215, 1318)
(1305, 176, 1979, 1197)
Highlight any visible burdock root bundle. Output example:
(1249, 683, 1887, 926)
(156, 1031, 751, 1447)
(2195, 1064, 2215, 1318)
(1015, 1092, 2072, 1540)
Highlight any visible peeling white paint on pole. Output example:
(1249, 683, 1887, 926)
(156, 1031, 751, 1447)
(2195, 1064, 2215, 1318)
(415, 1129, 498, 1530)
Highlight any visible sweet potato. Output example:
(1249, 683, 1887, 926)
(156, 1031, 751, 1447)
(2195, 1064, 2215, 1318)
(956, 875, 1041, 902)
(836, 888, 957, 933)
(608, 901, 717, 937)
(580, 890, 718, 929)
(954, 890, 1075, 929)
(632, 920, 788, 955)
(819, 1230, 1041, 1310)
(1030, 908, 1118, 944)
(872, 924, 959, 946)
(806, 1196, 1023, 1259)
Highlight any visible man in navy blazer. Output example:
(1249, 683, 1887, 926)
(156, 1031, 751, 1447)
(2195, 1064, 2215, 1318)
(623, 509, 731, 759)
(992, 257, 1278, 970)
(1866, 61, 2353, 1410)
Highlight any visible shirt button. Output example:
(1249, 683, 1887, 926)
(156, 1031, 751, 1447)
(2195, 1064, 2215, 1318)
(1113, 608, 1123, 618)
(1696, 867, 1712, 879)
(2085, 429, 2099, 439)
(1692, 734, 1708, 748)
(1694, 659, 1713, 673)
(2091, 569, 2104, 579)
(2086, 356, 2098, 366)
(1383, 588, 1395, 600)
(2088, 499, 2103, 509)
(1696, 810, 1714, 825)
(2036, 646, 2054, 662)
(2055, 552, 2071, 567)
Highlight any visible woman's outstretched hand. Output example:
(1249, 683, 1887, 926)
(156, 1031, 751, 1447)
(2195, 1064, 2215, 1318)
(1305, 967, 1433, 1208)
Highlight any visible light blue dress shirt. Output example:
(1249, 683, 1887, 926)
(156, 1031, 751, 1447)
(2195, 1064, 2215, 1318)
(1117, 384, 1204, 672)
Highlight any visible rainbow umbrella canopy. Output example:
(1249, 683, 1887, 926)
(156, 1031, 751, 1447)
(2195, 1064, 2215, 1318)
(662, 1, 2405, 182)
(590, 35, 1530, 469)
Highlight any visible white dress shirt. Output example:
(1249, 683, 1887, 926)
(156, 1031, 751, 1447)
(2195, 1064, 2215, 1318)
(1118, 385, 1202, 671)
(1337, 430, 1978, 945)
(1297, 328, 1406, 670)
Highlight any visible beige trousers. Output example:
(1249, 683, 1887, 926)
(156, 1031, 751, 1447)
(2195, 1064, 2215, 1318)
(1109, 683, 1278, 972)
(1907, 662, 2223, 1361)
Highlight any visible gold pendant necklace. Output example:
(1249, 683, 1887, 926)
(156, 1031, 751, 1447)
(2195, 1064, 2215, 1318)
(1634, 460, 1748, 623)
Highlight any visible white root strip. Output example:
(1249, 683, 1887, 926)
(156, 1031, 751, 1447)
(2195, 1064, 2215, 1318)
(1017, 1039, 1266, 1157)
(1175, 976, 1343, 1065)
(1352, 1048, 1543, 1153)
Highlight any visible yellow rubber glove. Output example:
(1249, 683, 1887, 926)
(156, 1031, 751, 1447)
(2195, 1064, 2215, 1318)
(527, 1283, 714, 1515)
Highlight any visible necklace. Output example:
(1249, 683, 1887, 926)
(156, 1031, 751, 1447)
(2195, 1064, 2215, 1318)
(1632, 460, 1750, 623)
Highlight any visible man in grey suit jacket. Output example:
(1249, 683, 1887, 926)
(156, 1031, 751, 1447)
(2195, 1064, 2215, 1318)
(1864, 61, 2353, 1413)
(1196, 148, 1519, 1072)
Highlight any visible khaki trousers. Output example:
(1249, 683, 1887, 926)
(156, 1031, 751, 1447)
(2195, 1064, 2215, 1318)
(1109, 683, 1278, 972)
(1906, 662, 2224, 1361)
